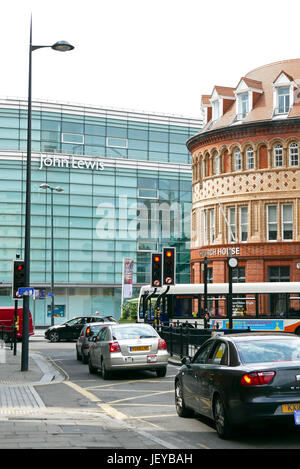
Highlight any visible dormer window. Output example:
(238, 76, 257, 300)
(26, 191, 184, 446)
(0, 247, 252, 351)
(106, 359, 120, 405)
(276, 87, 290, 114)
(209, 87, 235, 124)
(272, 71, 295, 117)
(233, 77, 263, 123)
(237, 92, 249, 119)
(212, 100, 220, 121)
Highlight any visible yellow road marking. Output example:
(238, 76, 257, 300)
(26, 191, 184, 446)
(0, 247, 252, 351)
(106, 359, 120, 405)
(197, 443, 211, 449)
(129, 414, 177, 419)
(85, 377, 176, 390)
(65, 381, 101, 402)
(64, 381, 128, 420)
(110, 403, 175, 407)
(108, 390, 173, 405)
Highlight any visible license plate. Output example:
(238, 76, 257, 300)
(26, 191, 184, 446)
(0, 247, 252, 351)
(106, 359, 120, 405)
(130, 346, 150, 352)
(147, 355, 157, 363)
(282, 403, 300, 413)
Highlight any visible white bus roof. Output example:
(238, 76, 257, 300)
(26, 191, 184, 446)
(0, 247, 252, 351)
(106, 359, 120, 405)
(139, 282, 300, 296)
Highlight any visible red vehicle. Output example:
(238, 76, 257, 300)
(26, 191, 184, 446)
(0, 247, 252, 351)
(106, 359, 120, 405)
(0, 306, 34, 341)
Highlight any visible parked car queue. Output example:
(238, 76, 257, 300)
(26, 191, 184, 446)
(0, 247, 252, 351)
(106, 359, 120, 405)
(45, 317, 300, 439)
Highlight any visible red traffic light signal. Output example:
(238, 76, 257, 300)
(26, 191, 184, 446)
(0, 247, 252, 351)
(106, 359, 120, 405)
(163, 247, 176, 285)
(12, 259, 25, 299)
(151, 253, 162, 287)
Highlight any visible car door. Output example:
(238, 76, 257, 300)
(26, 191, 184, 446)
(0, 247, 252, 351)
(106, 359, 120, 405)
(92, 327, 108, 367)
(182, 340, 216, 412)
(70, 317, 87, 339)
(61, 318, 78, 340)
(197, 340, 229, 418)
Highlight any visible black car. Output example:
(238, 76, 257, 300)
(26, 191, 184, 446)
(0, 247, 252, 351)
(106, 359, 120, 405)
(175, 332, 300, 439)
(45, 315, 117, 342)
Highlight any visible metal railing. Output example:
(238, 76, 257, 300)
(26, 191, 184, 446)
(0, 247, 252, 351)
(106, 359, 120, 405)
(153, 322, 252, 359)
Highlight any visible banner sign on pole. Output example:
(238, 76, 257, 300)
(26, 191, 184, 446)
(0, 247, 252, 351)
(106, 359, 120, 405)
(123, 258, 134, 299)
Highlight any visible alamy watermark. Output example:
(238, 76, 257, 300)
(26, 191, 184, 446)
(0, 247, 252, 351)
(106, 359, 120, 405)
(95, 195, 191, 241)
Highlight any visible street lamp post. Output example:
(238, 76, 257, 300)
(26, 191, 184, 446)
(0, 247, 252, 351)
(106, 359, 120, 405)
(21, 17, 74, 371)
(227, 252, 238, 330)
(40, 184, 64, 327)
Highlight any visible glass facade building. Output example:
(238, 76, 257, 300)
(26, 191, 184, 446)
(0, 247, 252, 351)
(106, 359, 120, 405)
(0, 98, 202, 325)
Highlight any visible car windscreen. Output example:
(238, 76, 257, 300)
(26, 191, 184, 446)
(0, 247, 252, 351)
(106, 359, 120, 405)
(236, 338, 300, 364)
(89, 325, 102, 334)
(112, 326, 157, 340)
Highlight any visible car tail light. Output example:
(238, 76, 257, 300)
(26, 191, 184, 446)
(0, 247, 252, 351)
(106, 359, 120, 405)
(85, 327, 91, 337)
(158, 339, 167, 350)
(109, 341, 121, 353)
(241, 371, 275, 386)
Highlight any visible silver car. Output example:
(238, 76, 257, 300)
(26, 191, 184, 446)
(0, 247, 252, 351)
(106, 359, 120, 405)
(76, 322, 114, 364)
(88, 323, 169, 379)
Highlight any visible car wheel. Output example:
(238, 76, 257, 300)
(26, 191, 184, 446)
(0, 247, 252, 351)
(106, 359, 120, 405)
(101, 358, 111, 380)
(175, 380, 193, 418)
(156, 367, 167, 377)
(82, 352, 89, 364)
(88, 357, 97, 374)
(49, 331, 60, 343)
(213, 395, 233, 439)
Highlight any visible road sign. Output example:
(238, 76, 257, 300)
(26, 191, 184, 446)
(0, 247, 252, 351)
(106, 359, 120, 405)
(17, 287, 34, 297)
(34, 289, 46, 299)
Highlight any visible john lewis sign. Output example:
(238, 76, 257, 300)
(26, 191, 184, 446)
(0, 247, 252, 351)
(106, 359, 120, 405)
(39, 154, 105, 171)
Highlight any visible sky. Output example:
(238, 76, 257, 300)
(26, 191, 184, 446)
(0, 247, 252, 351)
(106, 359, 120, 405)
(2, 0, 300, 119)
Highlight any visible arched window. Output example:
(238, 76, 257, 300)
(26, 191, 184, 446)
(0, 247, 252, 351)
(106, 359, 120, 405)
(234, 149, 242, 171)
(215, 153, 220, 174)
(246, 146, 254, 170)
(289, 143, 299, 166)
(274, 144, 283, 167)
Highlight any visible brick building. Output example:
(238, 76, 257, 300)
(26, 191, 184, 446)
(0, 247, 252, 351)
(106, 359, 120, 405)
(187, 59, 300, 286)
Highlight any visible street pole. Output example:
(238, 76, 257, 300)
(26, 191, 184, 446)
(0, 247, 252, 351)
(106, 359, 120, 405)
(39, 184, 64, 327)
(204, 256, 208, 322)
(228, 251, 238, 330)
(21, 17, 74, 371)
(21, 19, 33, 372)
(51, 188, 54, 327)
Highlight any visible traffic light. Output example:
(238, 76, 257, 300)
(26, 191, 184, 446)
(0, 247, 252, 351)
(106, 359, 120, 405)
(12, 260, 25, 299)
(163, 247, 176, 285)
(151, 253, 162, 287)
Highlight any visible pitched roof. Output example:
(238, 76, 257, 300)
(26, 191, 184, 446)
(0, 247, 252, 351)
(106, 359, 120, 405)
(214, 86, 235, 97)
(201, 95, 211, 106)
(239, 77, 263, 90)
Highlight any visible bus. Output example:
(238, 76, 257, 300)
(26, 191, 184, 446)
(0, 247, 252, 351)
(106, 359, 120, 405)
(137, 282, 300, 334)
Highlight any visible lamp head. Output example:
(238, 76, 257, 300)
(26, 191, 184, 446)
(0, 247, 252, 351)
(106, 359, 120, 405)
(51, 40, 74, 52)
(40, 183, 50, 189)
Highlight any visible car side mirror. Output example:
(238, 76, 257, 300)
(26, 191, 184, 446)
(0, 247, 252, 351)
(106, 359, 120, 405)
(181, 356, 191, 366)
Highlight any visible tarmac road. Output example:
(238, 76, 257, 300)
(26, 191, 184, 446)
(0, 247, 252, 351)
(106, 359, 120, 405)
(25, 333, 300, 451)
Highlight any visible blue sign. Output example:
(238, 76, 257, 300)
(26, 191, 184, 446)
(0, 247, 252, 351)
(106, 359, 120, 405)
(47, 305, 65, 318)
(18, 287, 34, 297)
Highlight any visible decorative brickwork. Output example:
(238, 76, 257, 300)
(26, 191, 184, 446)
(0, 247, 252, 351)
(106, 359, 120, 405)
(189, 60, 300, 283)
